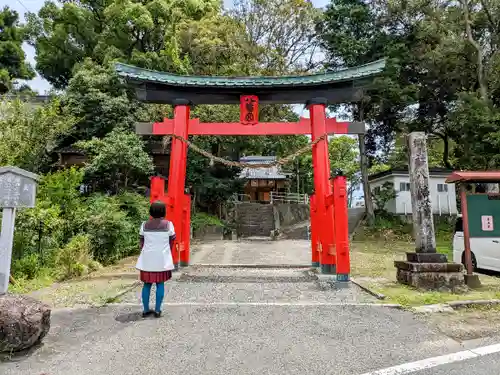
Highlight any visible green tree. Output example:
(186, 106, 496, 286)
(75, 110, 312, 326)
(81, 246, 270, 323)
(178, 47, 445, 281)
(0, 98, 73, 172)
(289, 136, 360, 204)
(231, 0, 322, 74)
(76, 128, 154, 193)
(318, 0, 500, 172)
(61, 59, 136, 146)
(0, 7, 35, 93)
(25, 0, 250, 87)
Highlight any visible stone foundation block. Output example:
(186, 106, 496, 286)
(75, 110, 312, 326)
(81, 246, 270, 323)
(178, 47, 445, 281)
(395, 261, 465, 291)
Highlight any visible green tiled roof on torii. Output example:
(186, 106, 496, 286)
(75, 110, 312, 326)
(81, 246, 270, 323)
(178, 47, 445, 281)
(114, 60, 386, 88)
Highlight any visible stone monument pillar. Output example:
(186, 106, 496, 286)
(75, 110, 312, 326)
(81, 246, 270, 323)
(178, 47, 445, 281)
(0, 166, 51, 353)
(394, 133, 464, 290)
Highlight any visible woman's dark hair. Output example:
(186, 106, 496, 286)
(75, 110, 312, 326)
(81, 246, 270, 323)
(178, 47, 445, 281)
(150, 200, 166, 219)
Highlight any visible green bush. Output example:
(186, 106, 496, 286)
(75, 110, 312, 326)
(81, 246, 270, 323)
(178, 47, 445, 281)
(83, 194, 138, 264)
(9, 167, 148, 281)
(191, 212, 224, 232)
(11, 253, 42, 280)
(55, 234, 97, 280)
(116, 191, 149, 225)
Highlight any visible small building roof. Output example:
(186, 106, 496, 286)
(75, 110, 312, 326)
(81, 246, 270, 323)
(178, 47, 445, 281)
(445, 171, 500, 183)
(368, 167, 453, 182)
(239, 156, 288, 180)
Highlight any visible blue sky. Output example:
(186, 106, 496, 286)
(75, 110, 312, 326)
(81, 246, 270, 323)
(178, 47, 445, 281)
(4, 0, 330, 93)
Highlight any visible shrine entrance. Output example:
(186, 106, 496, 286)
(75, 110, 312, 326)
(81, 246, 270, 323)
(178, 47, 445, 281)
(115, 60, 385, 279)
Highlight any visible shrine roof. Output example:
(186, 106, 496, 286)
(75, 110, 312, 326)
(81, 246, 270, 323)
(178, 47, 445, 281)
(239, 156, 288, 180)
(115, 60, 385, 88)
(114, 60, 386, 105)
(446, 171, 500, 183)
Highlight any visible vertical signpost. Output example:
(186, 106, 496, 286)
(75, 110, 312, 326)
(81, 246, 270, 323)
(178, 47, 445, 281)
(0, 167, 38, 295)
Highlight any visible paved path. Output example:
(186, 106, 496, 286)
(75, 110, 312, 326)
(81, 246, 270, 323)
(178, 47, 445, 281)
(190, 239, 311, 265)
(3, 239, 500, 375)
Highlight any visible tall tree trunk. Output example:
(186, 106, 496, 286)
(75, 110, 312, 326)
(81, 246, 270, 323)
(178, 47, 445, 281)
(462, 0, 488, 100)
(357, 99, 374, 224)
(359, 134, 375, 225)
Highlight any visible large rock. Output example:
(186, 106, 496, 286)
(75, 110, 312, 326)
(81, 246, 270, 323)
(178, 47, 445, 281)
(0, 294, 51, 352)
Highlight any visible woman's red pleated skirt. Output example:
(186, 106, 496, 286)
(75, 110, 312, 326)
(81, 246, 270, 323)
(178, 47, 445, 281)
(140, 270, 172, 283)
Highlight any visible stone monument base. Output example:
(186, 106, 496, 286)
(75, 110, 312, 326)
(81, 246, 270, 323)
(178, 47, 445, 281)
(395, 253, 465, 291)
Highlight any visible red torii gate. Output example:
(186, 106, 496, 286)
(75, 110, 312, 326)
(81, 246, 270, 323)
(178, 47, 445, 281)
(116, 60, 385, 278)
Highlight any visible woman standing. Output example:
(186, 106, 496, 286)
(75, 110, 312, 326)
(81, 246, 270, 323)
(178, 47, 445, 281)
(136, 201, 176, 318)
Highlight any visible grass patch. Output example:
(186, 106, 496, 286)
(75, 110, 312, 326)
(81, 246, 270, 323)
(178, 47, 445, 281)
(29, 278, 138, 308)
(9, 272, 55, 294)
(351, 239, 500, 307)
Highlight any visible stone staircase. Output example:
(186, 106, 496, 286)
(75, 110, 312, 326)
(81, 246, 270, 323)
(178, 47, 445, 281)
(347, 207, 365, 236)
(234, 202, 366, 240)
(235, 203, 275, 238)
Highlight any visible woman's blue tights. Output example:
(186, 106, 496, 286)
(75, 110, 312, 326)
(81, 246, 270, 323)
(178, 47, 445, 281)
(142, 282, 165, 313)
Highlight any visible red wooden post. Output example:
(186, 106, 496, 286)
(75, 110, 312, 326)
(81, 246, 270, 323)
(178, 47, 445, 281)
(310, 194, 320, 267)
(309, 99, 336, 274)
(150, 176, 165, 204)
(460, 184, 473, 276)
(166, 103, 190, 269)
(333, 175, 350, 281)
(180, 193, 191, 266)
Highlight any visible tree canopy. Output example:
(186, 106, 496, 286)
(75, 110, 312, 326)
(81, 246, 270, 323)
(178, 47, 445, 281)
(0, 7, 35, 93)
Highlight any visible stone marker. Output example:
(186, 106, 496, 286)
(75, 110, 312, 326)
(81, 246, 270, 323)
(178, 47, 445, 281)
(0, 166, 38, 295)
(0, 167, 51, 353)
(394, 133, 465, 291)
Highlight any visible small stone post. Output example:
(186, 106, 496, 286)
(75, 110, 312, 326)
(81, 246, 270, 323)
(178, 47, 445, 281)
(407, 132, 437, 256)
(394, 133, 465, 290)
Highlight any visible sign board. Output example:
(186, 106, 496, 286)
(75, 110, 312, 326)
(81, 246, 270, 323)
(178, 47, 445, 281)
(0, 167, 38, 208)
(481, 215, 494, 231)
(466, 194, 500, 238)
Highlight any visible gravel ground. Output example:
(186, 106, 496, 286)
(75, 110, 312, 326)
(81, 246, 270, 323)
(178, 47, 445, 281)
(119, 280, 377, 305)
(118, 266, 377, 305)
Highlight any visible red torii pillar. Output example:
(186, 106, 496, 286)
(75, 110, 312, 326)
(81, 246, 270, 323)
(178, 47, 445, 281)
(332, 174, 350, 281)
(309, 99, 336, 274)
(166, 101, 191, 268)
(309, 194, 320, 267)
(150, 176, 165, 204)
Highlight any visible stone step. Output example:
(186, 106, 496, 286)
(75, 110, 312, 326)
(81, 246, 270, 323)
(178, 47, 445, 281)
(178, 266, 316, 283)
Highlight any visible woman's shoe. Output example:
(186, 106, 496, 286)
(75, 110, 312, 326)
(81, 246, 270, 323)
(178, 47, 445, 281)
(142, 310, 154, 318)
(154, 311, 162, 318)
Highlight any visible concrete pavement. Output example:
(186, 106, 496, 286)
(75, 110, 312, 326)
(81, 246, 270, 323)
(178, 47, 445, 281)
(2, 239, 500, 375)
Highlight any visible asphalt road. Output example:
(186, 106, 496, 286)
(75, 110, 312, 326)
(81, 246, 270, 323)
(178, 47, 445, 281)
(3, 297, 500, 375)
(2, 240, 500, 375)
(0, 303, 472, 375)
(415, 352, 500, 375)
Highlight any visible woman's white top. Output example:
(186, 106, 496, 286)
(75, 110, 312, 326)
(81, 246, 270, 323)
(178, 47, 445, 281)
(135, 221, 176, 272)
